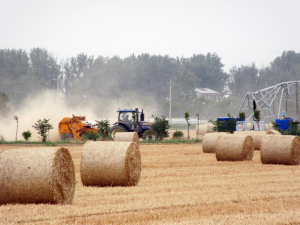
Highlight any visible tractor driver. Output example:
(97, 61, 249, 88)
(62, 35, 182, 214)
(124, 114, 130, 122)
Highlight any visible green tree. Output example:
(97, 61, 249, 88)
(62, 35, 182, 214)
(187, 53, 228, 94)
(28, 48, 61, 91)
(173, 72, 197, 115)
(254, 110, 261, 131)
(0, 91, 11, 118)
(184, 111, 191, 139)
(0, 49, 32, 106)
(95, 119, 111, 139)
(32, 119, 53, 142)
(258, 51, 300, 88)
(228, 63, 259, 96)
(196, 113, 200, 139)
(151, 116, 170, 141)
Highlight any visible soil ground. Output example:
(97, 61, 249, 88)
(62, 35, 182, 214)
(0, 143, 300, 224)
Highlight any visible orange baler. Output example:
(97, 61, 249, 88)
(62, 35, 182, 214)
(58, 115, 98, 140)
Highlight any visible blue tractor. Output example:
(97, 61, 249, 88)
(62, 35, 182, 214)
(110, 108, 153, 139)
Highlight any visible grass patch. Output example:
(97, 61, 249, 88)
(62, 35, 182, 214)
(169, 123, 197, 130)
(0, 140, 85, 146)
(140, 138, 202, 145)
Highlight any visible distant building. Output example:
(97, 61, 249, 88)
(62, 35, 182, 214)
(195, 87, 222, 100)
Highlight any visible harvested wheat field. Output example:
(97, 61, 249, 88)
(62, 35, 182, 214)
(1, 143, 300, 224)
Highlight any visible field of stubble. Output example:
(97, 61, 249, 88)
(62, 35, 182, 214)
(0, 143, 300, 224)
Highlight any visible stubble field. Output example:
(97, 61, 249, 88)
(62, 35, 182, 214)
(0, 143, 300, 224)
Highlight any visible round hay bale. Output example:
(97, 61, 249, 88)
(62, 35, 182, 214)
(115, 132, 139, 146)
(0, 147, 75, 205)
(261, 135, 300, 165)
(196, 123, 213, 136)
(202, 133, 231, 153)
(269, 130, 281, 135)
(247, 123, 253, 131)
(215, 135, 254, 161)
(265, 124, 274, 131)
(81, 141, 141, 187)
(207, 123, 214, 133)
(234, 131, 274, 150)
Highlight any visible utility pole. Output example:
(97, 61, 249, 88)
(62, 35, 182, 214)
(296, 82, 299, 120)
(14, 116, 19, 141)
(169, 78, 172, 125)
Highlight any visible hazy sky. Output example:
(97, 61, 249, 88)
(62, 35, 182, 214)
(1, 0, 300, 72)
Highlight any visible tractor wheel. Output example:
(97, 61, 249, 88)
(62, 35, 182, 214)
(60, 133, 73, 140)
(110, 125, 127, 139)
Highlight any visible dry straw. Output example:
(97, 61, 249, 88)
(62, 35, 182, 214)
(261, 135, 300, 165)
(270, 130, 281, 135)
(81, 141, 141, 187)
(197, 123, 213, 136)
(115, 132, 139, 147)
(247, 123, 253, 131)
(215, 135, 254, 161)
(234, 131, 274, 150)
(202, 133, 231, 153)
(0, 147, 75, 205)
(265, 124, 274, 131)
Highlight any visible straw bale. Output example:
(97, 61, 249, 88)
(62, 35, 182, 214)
(234, 131, 274, 150)
(269, 130, 281, 135)
(261, 135, 300, 165)
(215, 135, 254, 161)
(265, 124, 274, 131)
(0, 147, 75, 205)
(247, 123, 253, 131)
(81, 141, 141, 187)
(202, 133, 231, 153)
(115, 132, 139, 146)
(196, 123, 213, 136)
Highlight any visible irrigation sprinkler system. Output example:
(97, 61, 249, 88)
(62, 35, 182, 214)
(237, 81, 300, 129)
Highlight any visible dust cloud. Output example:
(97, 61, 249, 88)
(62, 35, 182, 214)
(0, 91, 102, 141)
(0, 91, 157, 142)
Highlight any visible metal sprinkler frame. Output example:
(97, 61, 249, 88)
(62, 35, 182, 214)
(236, 81, 300, 130)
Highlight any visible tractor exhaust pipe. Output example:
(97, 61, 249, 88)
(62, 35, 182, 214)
(141, 109, 144, 121)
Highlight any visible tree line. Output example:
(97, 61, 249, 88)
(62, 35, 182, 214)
(0, 48, 300, 120)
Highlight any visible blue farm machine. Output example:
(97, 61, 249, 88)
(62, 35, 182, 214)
(110, 108, 153, 139)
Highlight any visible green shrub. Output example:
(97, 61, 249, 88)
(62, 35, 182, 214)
(95, 119, 111, 139)
(282, 121, 300, 136)
(143, 129, 157, 140)
(239, 112, 245, 121)
(173, 130, 184, 139)
(209, 113, 237, 133)
(254, 110, 261, 130)
(60, 132, 73, 140)
(272, 121, 300, 136)
(151, 116, 170, 141)
(22, 130, 32, 141)
(82, 131, 100, 141)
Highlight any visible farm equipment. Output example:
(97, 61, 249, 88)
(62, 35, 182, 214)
(58, 115, 98, 140)
(110, 108, 153, 139)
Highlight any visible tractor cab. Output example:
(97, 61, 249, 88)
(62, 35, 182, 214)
(118, 110, 135, 123)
